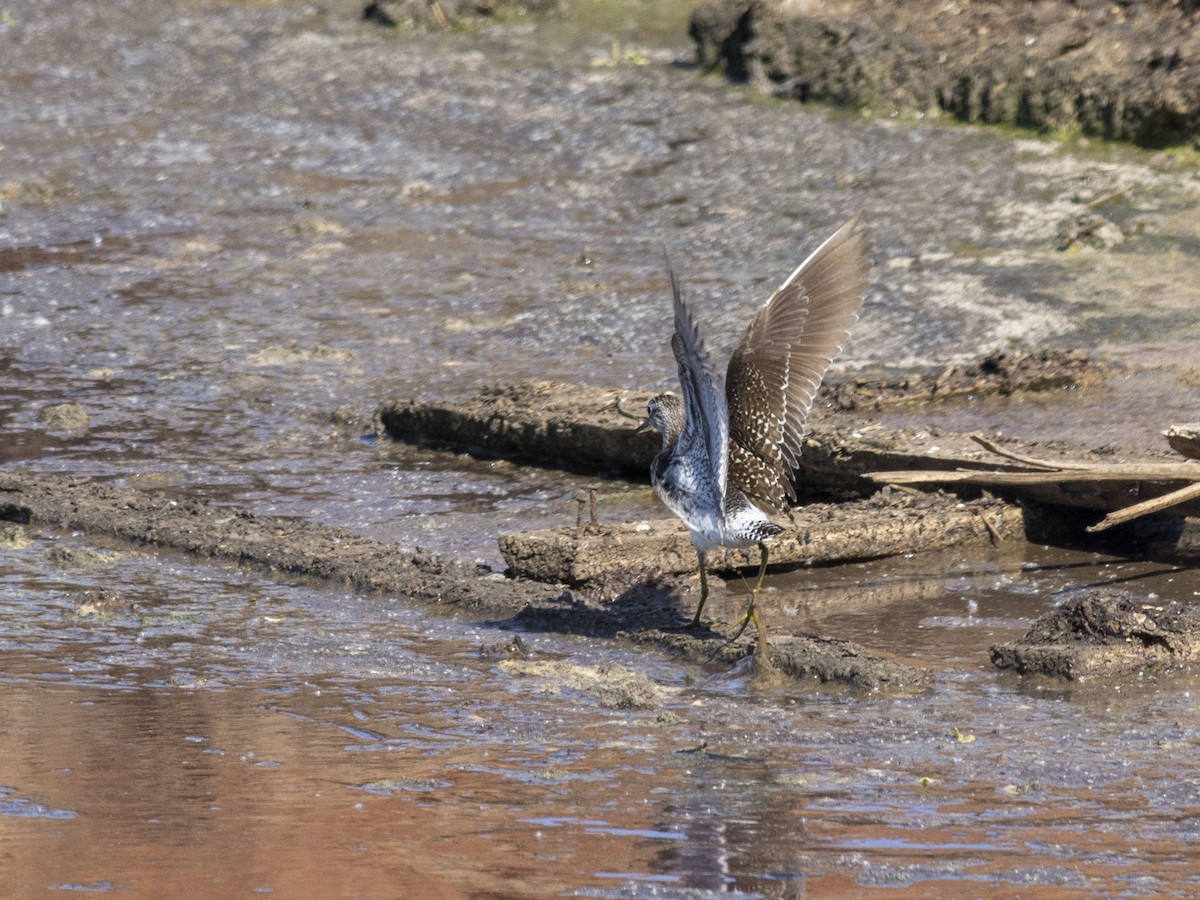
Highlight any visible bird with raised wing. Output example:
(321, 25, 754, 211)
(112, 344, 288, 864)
(640, 218, 871, 666)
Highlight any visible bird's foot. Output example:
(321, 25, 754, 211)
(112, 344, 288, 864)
(662, 615, 713, 633)
(719, 599, 779, 679)
(749, 606, 778, 678)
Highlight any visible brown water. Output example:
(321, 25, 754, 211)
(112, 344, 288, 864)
(3, 0, 1200, 895)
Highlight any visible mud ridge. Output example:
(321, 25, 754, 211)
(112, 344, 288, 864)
(378, 377, 1200, 529)
(500, 490, 1023, 582)
(0, 469, 929, 693)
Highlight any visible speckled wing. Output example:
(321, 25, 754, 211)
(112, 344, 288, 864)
(725, 217, 871, 514)
(669, 267, 730, 509)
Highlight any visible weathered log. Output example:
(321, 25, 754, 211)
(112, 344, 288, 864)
(1088, 483, 1200, 533)
(376, 381, 1091, 493)
(376, 381, 658, 477)
(500, 492, 1023, 583)
(380, 382, 1200, 521)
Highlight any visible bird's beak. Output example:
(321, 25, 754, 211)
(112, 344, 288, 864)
(635, 417, 653, 435)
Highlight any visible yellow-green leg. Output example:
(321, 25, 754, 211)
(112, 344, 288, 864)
(722, 542, 776, 669)
(689, 550, 709, 628)
(724, 541, 771, 643)
(748, 542, 776, 671)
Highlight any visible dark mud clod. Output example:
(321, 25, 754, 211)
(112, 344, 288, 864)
(992, 588, 1200, 680)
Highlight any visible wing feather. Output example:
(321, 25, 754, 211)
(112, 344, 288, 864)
(725, 217, 872, 513)
(669, 267, 730, 510)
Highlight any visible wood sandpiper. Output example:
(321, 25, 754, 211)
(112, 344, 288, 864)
(640, 218, 871, 668)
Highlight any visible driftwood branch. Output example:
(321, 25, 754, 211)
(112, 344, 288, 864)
(1087, 483, 1200, 532)
(967, 433, 1096, 471)
(872, 430, 1200, 528)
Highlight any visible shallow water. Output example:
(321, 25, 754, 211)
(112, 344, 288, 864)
(4, 530, 1200, 896)
(3, 0, 1200, 895)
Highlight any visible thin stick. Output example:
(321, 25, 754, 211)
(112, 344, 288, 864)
(1086, 186, 1132, 209)
(975, 508, 1003, 544)
(968, 433, 1096, 471)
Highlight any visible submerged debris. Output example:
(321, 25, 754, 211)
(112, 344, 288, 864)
(991, 589, 1200, 680)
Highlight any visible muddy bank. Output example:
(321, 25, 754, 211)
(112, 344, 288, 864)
(992, 587, 1200, 679)
(375, 358, 1113, 484)
(691, 0, 1200, 146)
(0, 469, 927, 692)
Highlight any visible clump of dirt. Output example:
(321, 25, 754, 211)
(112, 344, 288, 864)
(73, 590, 133, 618)
(38, 402, 89, 435)
(690, 0, 1200, 146)
(0, 522, 32, 549)
(991, 587, 1200, 679)
(1166, 423, 1200, 460)
(499, 660, 664, 709)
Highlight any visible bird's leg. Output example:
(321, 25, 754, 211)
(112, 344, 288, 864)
(574, 494, 587, 537)
(722, 542, 776, 668)
(689, 550, 709, 627)
(588, 486, 599, 528)
(748, 541, 776, 671)
(752, 540, 769, 595)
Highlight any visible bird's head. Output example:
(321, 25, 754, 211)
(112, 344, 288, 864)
(637, 392, 684, 447)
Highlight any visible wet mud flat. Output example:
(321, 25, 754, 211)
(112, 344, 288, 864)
(7, 357, 1199, 691)
(378, 373, 1200, 676)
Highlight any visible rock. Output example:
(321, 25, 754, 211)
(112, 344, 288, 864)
(991, 588, 1200, 679)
